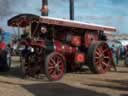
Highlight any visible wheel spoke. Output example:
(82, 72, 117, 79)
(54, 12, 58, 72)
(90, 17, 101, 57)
(95, 56, 100, 59)
(57, 58, 62, 64)
(49, 62, 55, 66)
(103, 49, 109, 53)
(95, 60, 100, 65)
(97, 64, 102, 71)
(48, 69, 54, 74)
(100, 47, 104, 54)
(52, 70, 57, 75)
(104, 56, 109, 59)
(56, 67, 61, 73)
(97, 48, 102, 54)
(50, 58, 57, 65)
(102, 61, 109, 67)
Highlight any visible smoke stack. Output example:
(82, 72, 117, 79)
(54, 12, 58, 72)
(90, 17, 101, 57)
(41, 0, 48, 16)
(70, 0, 74, 20)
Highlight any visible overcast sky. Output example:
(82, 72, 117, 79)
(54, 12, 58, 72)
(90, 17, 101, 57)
(0, 0, 128, 34)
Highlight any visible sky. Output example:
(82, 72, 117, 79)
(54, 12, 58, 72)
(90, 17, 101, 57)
(0, 0, 128, 34)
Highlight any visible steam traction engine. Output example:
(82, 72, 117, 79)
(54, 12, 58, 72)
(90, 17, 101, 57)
(8, 14, 116, 81)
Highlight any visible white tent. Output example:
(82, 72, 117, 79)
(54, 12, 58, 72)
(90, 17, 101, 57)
(118, 40, 128, 46)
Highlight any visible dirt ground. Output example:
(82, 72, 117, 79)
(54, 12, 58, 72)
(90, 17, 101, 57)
(0, 57, 127, 96)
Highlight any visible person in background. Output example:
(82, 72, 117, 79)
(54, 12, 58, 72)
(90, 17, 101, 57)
(120, 46, 125, 59)
(116, 47, 120, 65)
(0, 28, 7, 68)
(112, 44, 120, 65)
(7, 44, 12, 54)
(125, 45, 128, 66)
(111, 44, 117, 71)
(0, 28, 6, 50)
(12, 40, 18, 56)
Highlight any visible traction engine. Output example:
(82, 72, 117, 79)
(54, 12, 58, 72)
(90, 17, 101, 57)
(8, 14, 116, 81)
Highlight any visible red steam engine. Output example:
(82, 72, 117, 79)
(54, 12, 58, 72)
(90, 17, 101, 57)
(8, 14, 116, 81)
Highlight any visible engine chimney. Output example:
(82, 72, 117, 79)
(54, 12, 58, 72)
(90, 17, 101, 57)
(41, 0, 74, 20)
(41, 0, 48, 16)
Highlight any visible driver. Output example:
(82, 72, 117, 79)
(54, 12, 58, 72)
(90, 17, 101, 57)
(40, 26, 48, 39)
(21, 29, 30, 40)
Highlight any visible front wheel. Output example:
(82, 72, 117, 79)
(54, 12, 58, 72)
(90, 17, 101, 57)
(45, 52, 66, 81)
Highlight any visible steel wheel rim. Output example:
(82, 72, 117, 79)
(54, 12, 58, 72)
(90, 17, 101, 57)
(47, 54, 64, 80)
(94, 43, 111, 73)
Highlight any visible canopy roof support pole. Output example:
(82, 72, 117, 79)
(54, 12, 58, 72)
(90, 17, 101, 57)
(70, 0, 74, 20)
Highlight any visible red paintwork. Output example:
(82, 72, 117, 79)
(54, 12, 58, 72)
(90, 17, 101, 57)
(54, 40, 78, 53)
(71, 36, 81, 46)
(75, 53, 85, 63)
(54, 40, 62, 52)
(84, 32, 98, 48)
(0, 41, 6, 50)
(20, 40, 46, 48)
(20, 40, 30, 46)
(30, 40, 46, 48)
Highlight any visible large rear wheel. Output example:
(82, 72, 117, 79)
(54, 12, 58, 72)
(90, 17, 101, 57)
(45, 52, 65, 81)
(88, 41, 112, 74)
